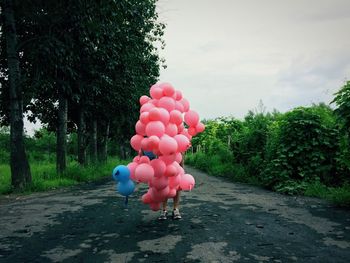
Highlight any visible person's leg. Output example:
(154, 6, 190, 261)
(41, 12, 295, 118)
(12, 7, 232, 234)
(173, 191, 180, 210)
(158, 199, 168, 220)
(172, 191, 182, 219)
(162, 199, 168, 211)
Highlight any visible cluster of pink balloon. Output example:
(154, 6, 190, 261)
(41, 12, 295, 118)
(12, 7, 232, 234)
(127, 82, 205, 211)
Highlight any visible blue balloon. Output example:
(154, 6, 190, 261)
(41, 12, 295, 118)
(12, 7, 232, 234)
(112, 165, 130, 183)
(117, 180, 135, 196)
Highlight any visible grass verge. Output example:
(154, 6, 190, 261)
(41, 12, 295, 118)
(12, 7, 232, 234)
(0, 156, 126, 195)
(304, 180, 350, 206)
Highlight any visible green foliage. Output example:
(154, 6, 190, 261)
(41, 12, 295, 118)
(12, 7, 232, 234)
(0, 128, 10, 163)
(332, 81, 350, 130)
(332, 81, 350, 175)
(263, 105, 339, 189)
(187, 138, 235, 177)
(305, 180, 350, 206)
(188, 102, 350, 206)
(0, 164, 11, 194)
(0, 156, 124, 195)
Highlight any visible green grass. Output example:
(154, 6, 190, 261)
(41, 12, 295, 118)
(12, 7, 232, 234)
(0, 164, 11, 194)
(305, 180, 350, 206)
(0, 156, 127, 195)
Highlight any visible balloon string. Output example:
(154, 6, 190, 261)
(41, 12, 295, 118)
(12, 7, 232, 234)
(124, 196, 129, 208)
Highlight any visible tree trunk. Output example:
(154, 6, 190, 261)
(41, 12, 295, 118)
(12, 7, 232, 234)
(3, 0, 32, 189)
(98, 120, 109, 163)
(56, 91, 67, 174)
(78, 106, 87, 165)
(90, 118, 98, 164)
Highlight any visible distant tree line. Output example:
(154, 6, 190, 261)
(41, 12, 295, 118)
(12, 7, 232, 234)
(0, 0, 165, 190)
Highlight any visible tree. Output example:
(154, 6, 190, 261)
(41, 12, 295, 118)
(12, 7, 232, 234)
(332, 81, 350, 133)
(1, 0, 165, 173)
(1, 0, 32, 189)
(332, 80, 350, 174)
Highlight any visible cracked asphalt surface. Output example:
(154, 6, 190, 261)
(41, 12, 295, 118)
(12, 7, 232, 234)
(0, 167, 350, 262)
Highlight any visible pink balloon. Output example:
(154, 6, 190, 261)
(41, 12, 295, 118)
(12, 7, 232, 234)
(140, 95, 151, 105)
(168, 188, 177, 198)
(148, 135, 160, 149)
(174, 134, 190, 152)
(140, 102, 155, 113)
(142, 192, 153, 204)
(180, 98, 190, 112)
(140, 112, 150, 124)
(150, 84, 163, 99)
(150, 159, 166, 177)
(149, 202, 161, 211)
(169, 174, 181, 188)
(181, 129, 192, 140)
(177, 164, 185, 175)
(162, 83, 175, 97)
(127, 162, 138, 181)
(159, 153, 177, 164)
(188, 127, 197, 136)
(149, 108, 161, 121)
(165, 123, 178, 137)
(149, 99, 158, 107)
(139, 156, 150, 164)
(158, 108, 170, 125)
(152, 175, 168, 190)
(135, 163, 154, 183)
(180, 174, 195, 191)
(175, 90, 183, 101)
(141, 137, 153, 151)
(196, 122, 205, 133)
(184, 110, 199, 127)
(145, 121, 165, 137)
(133, 156, 141, 163)
(130, 134, 143, 151)
(172, 160, 184, 175)
(175, 101, 184, 112)
(153, 148, 162, 157)
(159, 136, 178, 155)
(150, 186, 169, 202)
(135, 120, 146, 136)
(169, 110, 183, 125)
(175, 152, 183, 163)
(164, 164, 177, 177)
(177, 123, 185, 132)
(158, 97, 176, 112)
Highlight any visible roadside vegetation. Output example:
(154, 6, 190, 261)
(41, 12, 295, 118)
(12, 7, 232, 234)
(187, 81, 350, 206)
(0, 128, 127, 195)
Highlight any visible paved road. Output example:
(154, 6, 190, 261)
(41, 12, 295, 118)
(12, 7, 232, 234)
(0, 167, 349, 262)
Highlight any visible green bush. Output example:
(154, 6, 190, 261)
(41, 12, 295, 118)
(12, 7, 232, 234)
(263, 105, 339, 190)
(186, 139, 235, 178)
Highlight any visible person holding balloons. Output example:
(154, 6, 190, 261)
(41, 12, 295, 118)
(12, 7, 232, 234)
(158, 153, 184, 220)
(138, 150, 183, 220)
(116, 82, 204, 216)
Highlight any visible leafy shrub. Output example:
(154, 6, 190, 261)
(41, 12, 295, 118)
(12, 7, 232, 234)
(263, 105, 339, 189)
(332, 81, 350, 181)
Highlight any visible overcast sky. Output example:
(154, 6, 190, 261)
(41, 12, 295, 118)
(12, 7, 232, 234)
(24, 0, 350, 135)
(157, 0, 350, 119)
